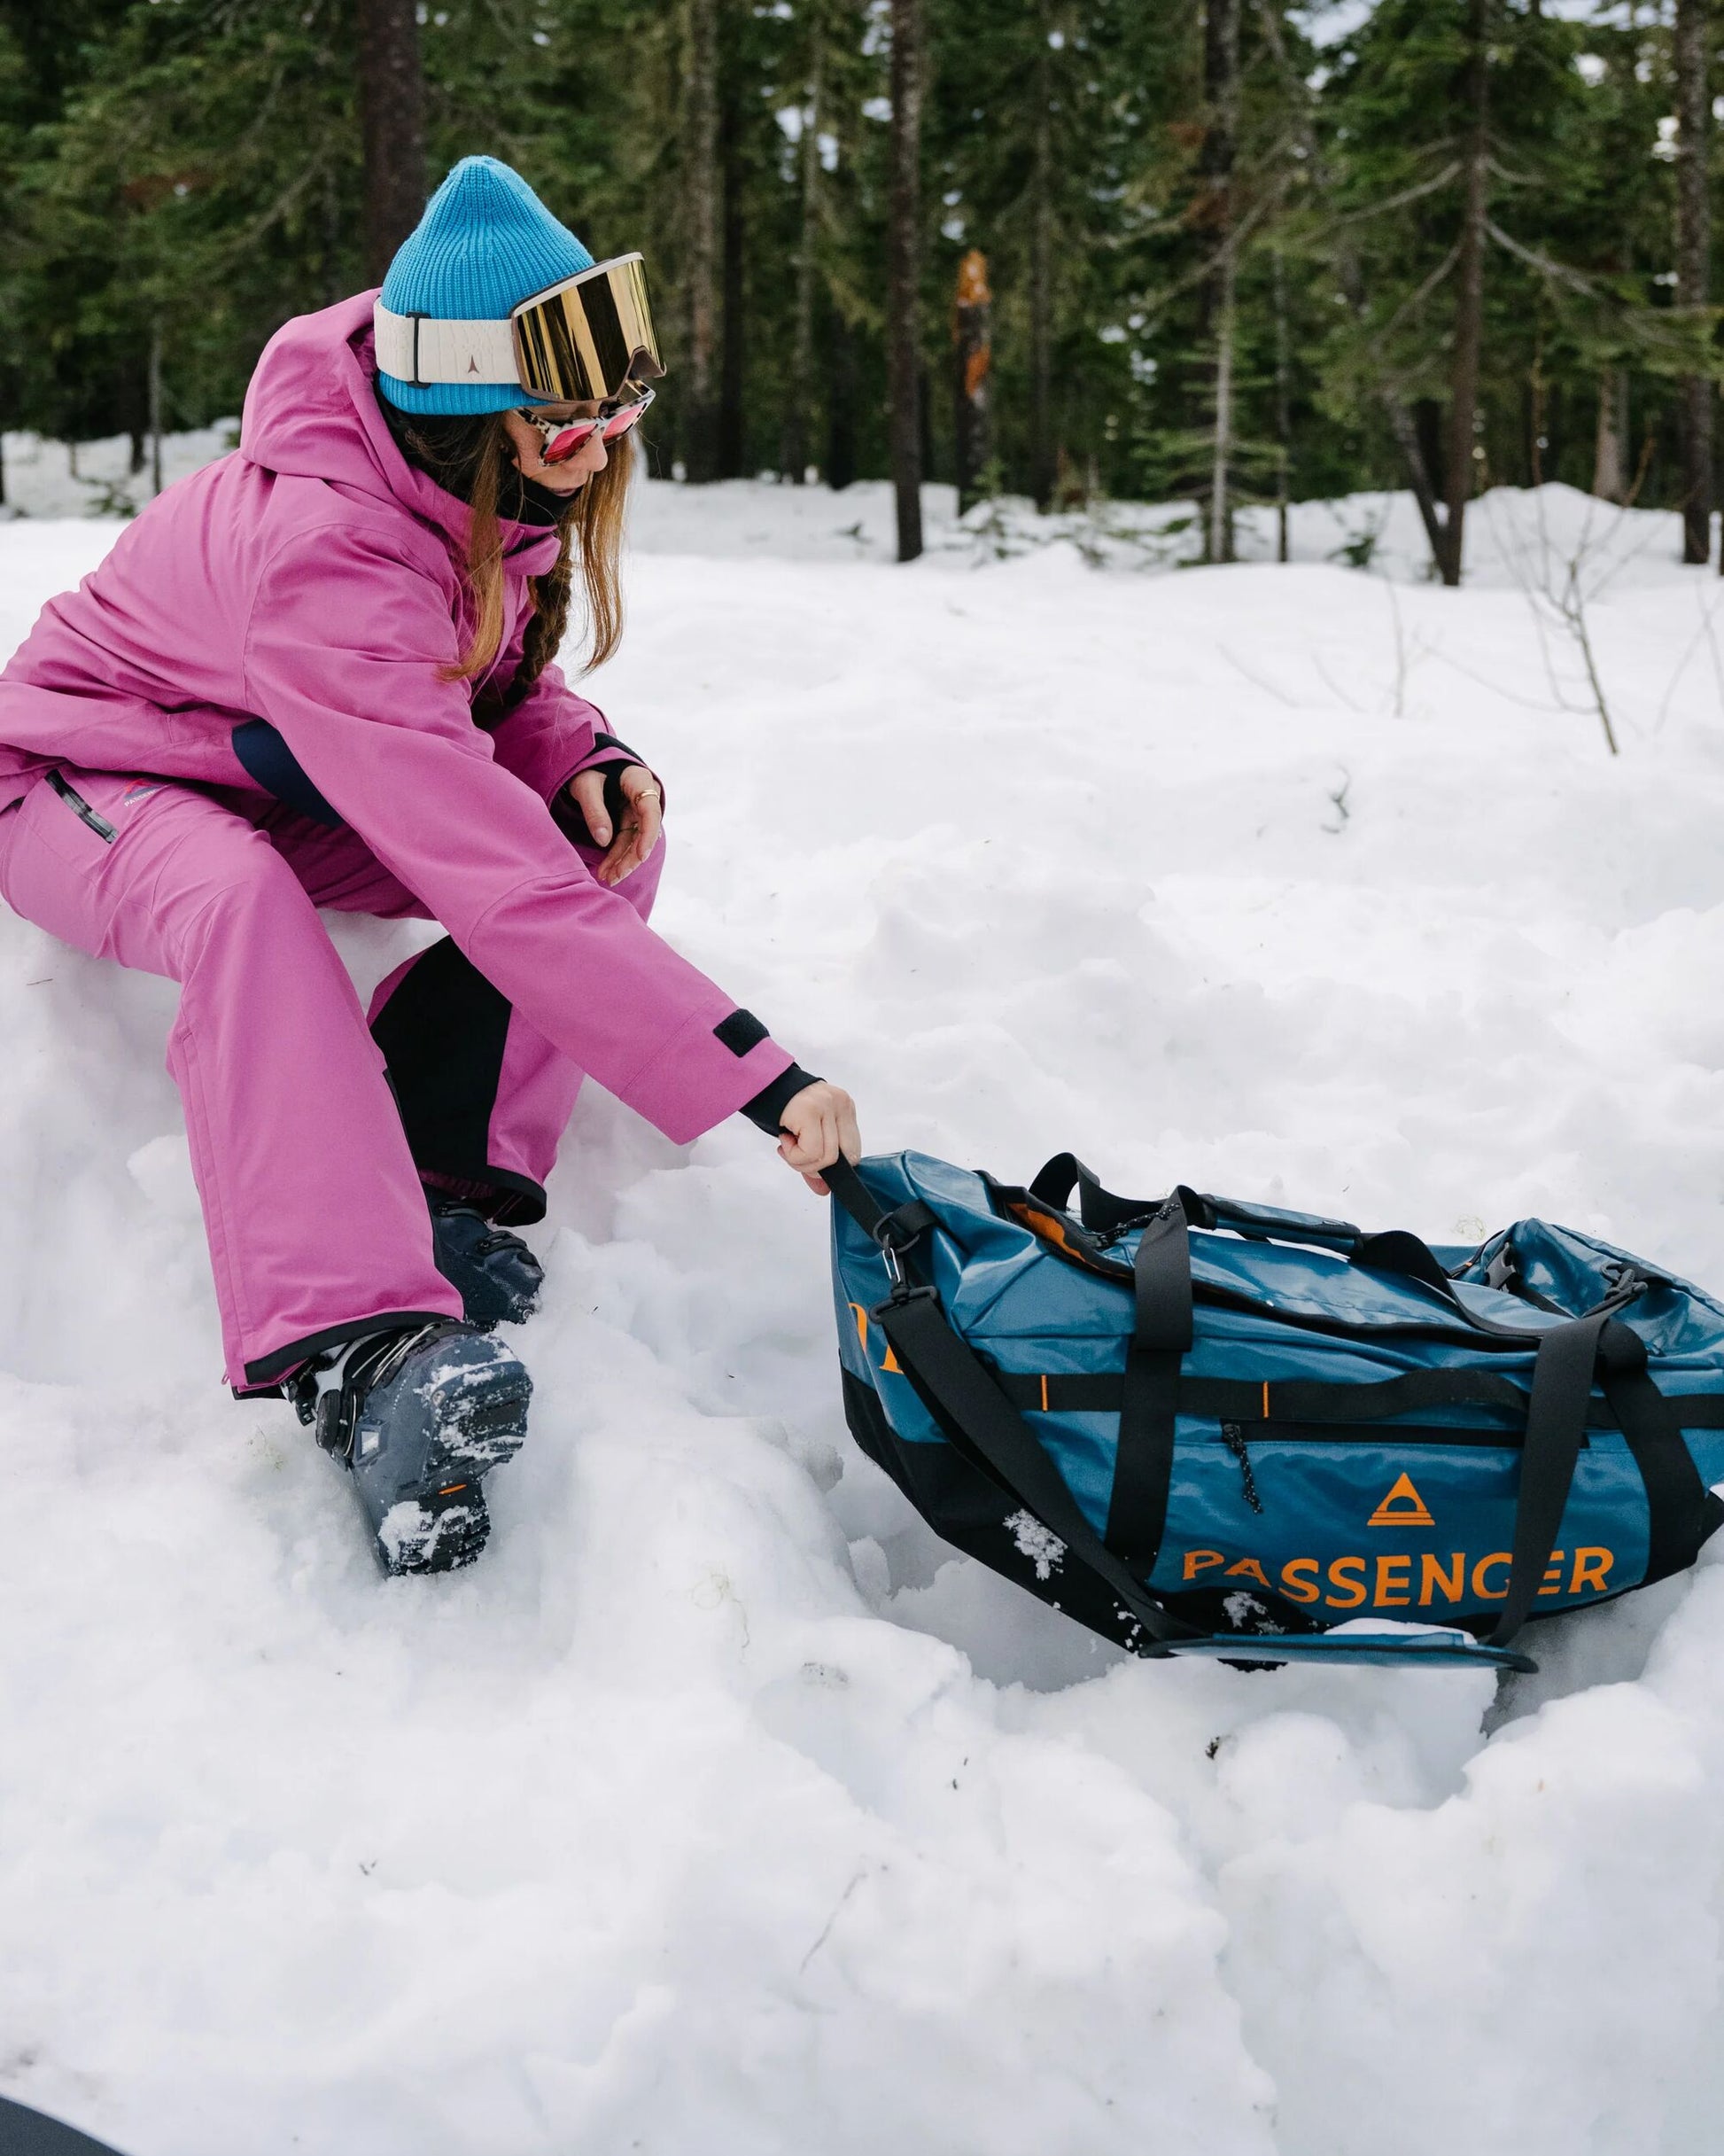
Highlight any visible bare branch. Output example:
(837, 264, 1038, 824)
(1485, 219, 1597, 296)
(1325, 162, 1464, 230)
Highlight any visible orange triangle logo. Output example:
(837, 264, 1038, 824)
(1369, 1471, 1434, 1529)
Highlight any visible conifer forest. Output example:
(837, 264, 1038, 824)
(2, 0, 1722, 579)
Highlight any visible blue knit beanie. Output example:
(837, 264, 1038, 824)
(377, 156, 594, 414)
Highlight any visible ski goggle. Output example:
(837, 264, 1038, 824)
(510, 253, 664, 404)
(524, 385, 656, 464)
(373, 252, 665, 403)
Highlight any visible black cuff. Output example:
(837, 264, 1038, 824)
(740, 1062, 821, 1136)
(602, 760, 635, 832)
(555, 736, 657, 846)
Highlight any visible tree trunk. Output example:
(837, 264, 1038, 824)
(1437, 0, 1489, 588)
(357, 0, 427, 285)
(783, 32, 823, 484)
(1675, 0, 1712, 564)
(322, 163, 344, 309)
(827, 308, 857, 492)
(718, 81, 747, 479)
(953, 248, 992, 514)
(148, 317, 163, 496)
(129, 429, 145, 476)
(1209, 253, 1237, 564)
(1029, 4, 1055, 512)
(1271, 243, 1291, 564)
(887, 0, 923, 560)
(1250, 0, 1445, 562)
(682, 0, 723, 482)
(1593, 370, 1628, 502)
(1202, 0, 1239, 564)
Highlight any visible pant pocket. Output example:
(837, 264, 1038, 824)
(44, 769, 119, 843)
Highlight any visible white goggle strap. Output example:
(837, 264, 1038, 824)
(373, 302, 520, 389)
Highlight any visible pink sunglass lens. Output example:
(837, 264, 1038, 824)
(601, 401, 648, 441)
(540, 421, 600, 463)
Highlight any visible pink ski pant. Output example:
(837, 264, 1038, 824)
(0, 767, 664, 1390)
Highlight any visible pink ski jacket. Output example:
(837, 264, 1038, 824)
(0, 293, 793, 1141)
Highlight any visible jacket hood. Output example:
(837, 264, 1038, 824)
(239, 292, 562, 575)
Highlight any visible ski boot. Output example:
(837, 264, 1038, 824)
(429, 1197, 544, 1327)
(290, 1319, 532, 1574)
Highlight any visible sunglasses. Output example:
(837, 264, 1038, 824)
(524, 385, 656, 464)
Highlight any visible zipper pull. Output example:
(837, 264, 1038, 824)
(1221, 1421, 1264, 1515)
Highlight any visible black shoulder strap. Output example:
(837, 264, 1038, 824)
(826, 1160, 1199, 1650)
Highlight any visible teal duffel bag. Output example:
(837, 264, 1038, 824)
(825, 1153, 1724, 1673)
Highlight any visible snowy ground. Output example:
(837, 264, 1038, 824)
(4, 442, 1724, 2156)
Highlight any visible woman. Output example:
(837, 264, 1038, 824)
(0, 157, 858, 1575)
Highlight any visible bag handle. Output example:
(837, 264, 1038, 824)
(1030, 1153, 1357, 1248)
(1029, 1154, 1459, 1295)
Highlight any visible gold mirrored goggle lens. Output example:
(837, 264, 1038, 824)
(510, 253, 664, 403)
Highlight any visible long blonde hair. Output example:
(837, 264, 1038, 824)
(380, 403, 630, 697)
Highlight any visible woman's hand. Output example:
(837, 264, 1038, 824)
(774, 1081, 861, 1195)
(567, 763, 663, 887)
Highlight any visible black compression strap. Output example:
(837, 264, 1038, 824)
(991, 1365, 1724, 1447)
(1105, 1195, 1192, 1573)
(1490, 1312, 1609, 1646)
(1598, 1320, 1717, 1584)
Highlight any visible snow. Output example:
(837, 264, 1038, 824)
(4, 441, 1724, 2155)
(1005, 1510, 1067, 1580)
